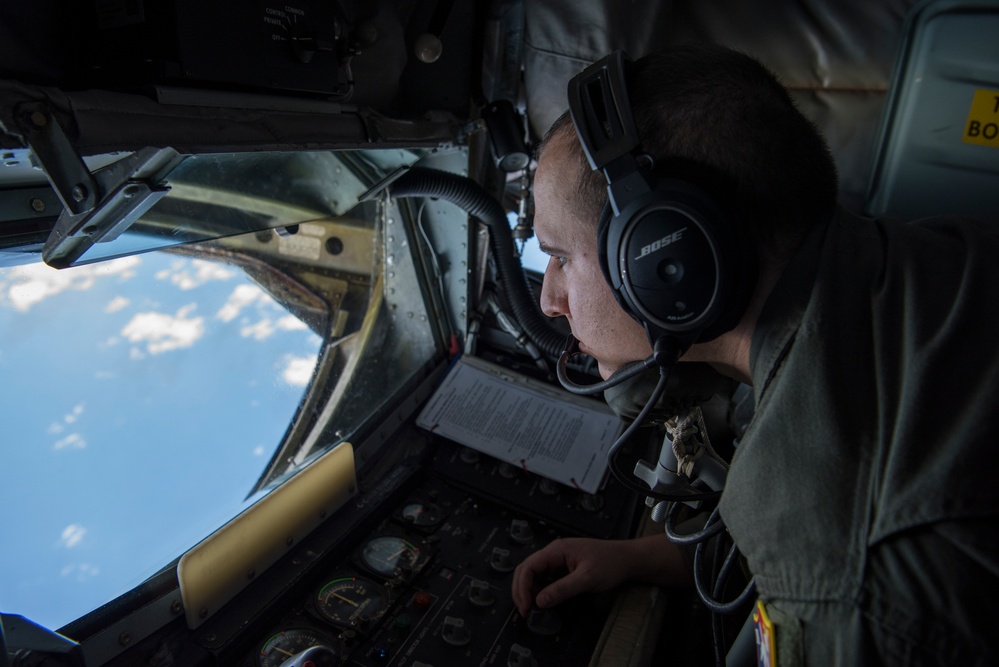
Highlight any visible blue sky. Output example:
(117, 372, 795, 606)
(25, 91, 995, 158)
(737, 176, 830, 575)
(0, 250, 323, 631)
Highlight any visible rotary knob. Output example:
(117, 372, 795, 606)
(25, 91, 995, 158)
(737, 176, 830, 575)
(468, 579, 496, 607)
(441, 616, 471, 646)
(507, 644, 538, 667)
(490, 547, 515, 573)
(509, 519, 534, 544)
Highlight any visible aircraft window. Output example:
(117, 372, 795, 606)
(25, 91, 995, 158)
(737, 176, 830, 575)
(507, 210, 548, 274)
(0, 148, 441, 631)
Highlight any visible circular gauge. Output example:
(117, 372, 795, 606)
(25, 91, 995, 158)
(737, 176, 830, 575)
(258, 628, 334, 667)
(361, 536, 421, 578)
(400, 502, 443, 528)
(316, 577, 390, 628)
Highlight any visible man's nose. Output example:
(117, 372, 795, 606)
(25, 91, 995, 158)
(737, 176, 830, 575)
(539, 258, 567, 318)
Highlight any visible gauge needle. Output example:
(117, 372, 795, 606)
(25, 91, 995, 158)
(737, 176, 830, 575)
(273, 647, 297, 657)
(389, 547, 410, 560)
(332, 592, 358, 606)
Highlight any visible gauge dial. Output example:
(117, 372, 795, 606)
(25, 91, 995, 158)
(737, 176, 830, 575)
(400, 502, 443, 528)
(315, 577, 390, 628)
(258, 628, 334, 667)
(360, 535, 421, 578)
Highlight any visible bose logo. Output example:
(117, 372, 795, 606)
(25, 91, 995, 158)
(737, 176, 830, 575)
(634, 227, 687, 261)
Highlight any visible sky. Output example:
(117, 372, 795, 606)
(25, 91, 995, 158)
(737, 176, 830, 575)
(0, 249, 323, 631)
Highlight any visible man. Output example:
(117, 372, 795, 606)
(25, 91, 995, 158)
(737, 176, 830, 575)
(512, 42, 999, 665)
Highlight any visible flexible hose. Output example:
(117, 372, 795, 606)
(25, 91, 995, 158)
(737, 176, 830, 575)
(389, 167, 566, 358)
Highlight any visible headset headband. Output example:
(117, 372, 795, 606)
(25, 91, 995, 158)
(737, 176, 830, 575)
(567, 51, 655, 217)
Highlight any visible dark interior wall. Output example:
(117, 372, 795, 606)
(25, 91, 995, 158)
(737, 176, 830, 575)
(520, 0, 922, 210)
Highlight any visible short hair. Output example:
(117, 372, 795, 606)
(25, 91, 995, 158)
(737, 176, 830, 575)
(538, 42, 839, 265)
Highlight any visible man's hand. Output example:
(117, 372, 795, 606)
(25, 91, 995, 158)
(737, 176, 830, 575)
(511, 534, 690, 617)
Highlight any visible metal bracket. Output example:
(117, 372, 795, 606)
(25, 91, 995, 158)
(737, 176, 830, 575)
(12, 102, 183, 268)
(41, 146, 183, 268)
(13, 102, 99, 217)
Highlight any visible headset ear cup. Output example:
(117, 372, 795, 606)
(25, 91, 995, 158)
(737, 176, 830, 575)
(609, 175, 757, 344)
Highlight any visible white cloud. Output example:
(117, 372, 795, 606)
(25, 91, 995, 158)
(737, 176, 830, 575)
(64, 403, 85, 424)
(154, 260, 183, 281)
(60, 563, 100, 582)
(105, 296, 130, 313)
(3, 256, 140, 311)
(282, 355, 317, 386)
(241, 318, 276, 340)
(241, 315, 309, 340)
(50, 405, 86, 444)
(121, 303, 205, 355)
(216, 284, 275, 322)
(54, 433, 87, 451)
(60, 524, 86, 549)
(158, 258, 235, 290)
(219, 285, 307, 341)
(277, 315, 307, 331)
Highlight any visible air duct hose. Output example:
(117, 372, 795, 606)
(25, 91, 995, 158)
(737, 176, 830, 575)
(389, 167, 565, 358)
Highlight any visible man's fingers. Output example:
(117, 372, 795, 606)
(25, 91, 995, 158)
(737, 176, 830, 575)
(535, 569, 585, 609)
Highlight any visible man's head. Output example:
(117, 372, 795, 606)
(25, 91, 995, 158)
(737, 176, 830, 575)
(534, 42, 838, 379)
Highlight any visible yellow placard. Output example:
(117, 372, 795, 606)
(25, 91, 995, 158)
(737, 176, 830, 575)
(963, 89, 999, 149)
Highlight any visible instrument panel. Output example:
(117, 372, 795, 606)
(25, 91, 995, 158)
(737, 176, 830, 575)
(236, 441, 641, 667)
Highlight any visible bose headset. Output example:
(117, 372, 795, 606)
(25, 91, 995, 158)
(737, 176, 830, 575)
(559, 53, 760, 632)
(564, 50, 758, 369)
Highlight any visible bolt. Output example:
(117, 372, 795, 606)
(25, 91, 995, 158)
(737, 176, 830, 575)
(71, 184, 88, 203)
(30, 198, 45, 212)
(199, 607, 208, 619)
(170, 599, 183, 615)
(30, 111, 47, 127)
(118, 632, 132, 646)
(286, 536, 294, 547)
(123, 184, 141, 199)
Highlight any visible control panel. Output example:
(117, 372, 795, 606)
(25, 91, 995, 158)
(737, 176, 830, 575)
(238, 442, 641, 667)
